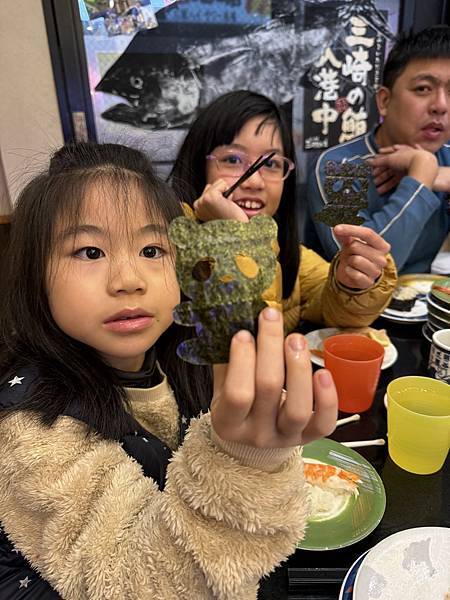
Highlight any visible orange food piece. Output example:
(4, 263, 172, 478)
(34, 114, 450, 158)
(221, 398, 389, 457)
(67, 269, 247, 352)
(310, 348, 324, 359)
(433, 285, 450, 295)
(304, 462, 360, 486)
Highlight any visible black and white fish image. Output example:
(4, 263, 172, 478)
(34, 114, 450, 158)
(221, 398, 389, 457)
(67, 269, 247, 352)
(95, 0, 394, 130)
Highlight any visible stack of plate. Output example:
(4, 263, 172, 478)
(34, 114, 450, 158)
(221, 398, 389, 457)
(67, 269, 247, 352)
(423, 277, 450, 342)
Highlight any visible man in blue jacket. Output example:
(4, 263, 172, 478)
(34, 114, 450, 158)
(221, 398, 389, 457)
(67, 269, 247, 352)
(306, 26, 450, 274)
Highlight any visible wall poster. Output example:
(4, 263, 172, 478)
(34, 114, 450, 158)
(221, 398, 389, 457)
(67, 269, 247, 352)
(303, 10, 387, 151)
(79, 0, 401, 180)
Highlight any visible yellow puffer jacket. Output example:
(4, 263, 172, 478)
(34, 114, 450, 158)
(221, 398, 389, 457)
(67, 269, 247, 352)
(281, 246, 396, 332)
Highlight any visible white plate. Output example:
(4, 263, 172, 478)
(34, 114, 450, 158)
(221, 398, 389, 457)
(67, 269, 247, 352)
(305, 328, 398, 370)
(382, 299, 428, 322)
(427, 294, 450, 314)
(353, 527, 450, 600)
(422, 323, 433, 343)
(339, 551, 369, 600)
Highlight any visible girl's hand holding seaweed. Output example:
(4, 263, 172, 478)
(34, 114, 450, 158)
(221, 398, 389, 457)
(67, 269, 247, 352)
(333, 224, 391, 290)
(193, 179, 248, 222)
(211, 307, 338, 449)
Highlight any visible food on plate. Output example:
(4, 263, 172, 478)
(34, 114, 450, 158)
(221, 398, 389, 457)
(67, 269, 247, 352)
(310, 348, 326, 358)
(304, 460, 360, 491)
(310, 327, 390, 359)
(388, 286, 418, 312)
(304, 458, 361, 521)
(430, 278, 450, 311)
(433, 284, 450, 296)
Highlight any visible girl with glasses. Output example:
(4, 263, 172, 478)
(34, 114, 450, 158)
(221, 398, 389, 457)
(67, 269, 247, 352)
(170, 90, 397, 332)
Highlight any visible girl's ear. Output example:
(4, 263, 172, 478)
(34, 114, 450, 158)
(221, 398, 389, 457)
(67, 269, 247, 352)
(376, 86, 391, 118)
(168, 216, 199, 249)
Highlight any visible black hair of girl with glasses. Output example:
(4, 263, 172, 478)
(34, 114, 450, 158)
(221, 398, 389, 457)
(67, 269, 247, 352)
(0, 143, 211, 440)
(169, 90, 299, 300)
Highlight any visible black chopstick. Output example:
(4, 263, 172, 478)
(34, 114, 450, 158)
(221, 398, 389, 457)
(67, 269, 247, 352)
(222, 151, 276, 198)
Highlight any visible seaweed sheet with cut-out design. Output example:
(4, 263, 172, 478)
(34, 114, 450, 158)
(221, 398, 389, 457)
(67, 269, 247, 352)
(168, 215, 278, 364)
(314, 160, 370, 227)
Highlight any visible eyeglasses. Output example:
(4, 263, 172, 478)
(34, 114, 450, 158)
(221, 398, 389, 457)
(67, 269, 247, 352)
(206, 149, 294, 182)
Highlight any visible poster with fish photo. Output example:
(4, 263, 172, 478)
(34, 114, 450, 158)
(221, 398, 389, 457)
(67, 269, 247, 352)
(80, 0, 401, 178)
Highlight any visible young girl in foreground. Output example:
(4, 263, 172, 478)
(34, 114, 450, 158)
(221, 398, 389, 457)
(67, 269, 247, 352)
(170, 90, 397, 332)
(0, 143, 337, 599)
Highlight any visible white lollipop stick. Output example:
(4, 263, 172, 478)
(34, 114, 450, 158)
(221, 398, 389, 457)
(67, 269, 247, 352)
(336, 414, 361, 427)
(342, 439, 386, 448)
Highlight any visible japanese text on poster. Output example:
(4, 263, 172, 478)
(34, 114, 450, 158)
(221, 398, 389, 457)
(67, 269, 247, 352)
(303, 14, 386, 151)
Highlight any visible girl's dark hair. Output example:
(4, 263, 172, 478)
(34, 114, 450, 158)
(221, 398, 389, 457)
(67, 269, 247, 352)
(383, 25, 450, 89)
(0, 142, 211, 439)
(169, 90, 300, 299)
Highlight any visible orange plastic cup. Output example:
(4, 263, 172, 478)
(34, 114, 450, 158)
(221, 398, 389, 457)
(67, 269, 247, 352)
(323, 334, 384, 413)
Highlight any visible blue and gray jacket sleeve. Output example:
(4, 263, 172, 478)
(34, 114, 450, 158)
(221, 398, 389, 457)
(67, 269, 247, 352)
(306, 136, 450, 273)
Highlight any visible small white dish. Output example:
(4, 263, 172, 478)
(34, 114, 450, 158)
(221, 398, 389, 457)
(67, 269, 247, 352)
(382, 299, 428, 322)
(305, 328, 398, 370)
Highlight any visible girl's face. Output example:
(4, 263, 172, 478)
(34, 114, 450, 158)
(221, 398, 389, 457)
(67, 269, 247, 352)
(47, 186, 180, 372)
(206, 116, 285, 219)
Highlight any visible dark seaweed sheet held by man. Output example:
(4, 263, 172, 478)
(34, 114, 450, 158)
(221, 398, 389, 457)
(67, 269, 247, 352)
(313, 160, 370, 227)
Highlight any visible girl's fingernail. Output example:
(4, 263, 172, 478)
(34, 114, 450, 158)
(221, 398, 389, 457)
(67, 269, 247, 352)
(318, 370, 334, 387)
(235, 329, 253, 342)
(263, 307, 280, 321)
(289, 334, 305, 357)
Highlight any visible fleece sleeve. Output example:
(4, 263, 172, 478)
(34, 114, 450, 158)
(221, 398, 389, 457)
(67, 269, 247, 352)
(0, 411, 309, 600)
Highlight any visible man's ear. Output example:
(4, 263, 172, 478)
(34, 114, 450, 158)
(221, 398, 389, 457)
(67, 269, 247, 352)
(376, 86, 391, 118)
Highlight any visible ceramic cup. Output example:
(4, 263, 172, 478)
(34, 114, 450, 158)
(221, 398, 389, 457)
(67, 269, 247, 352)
(428, 329, 450, 384)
